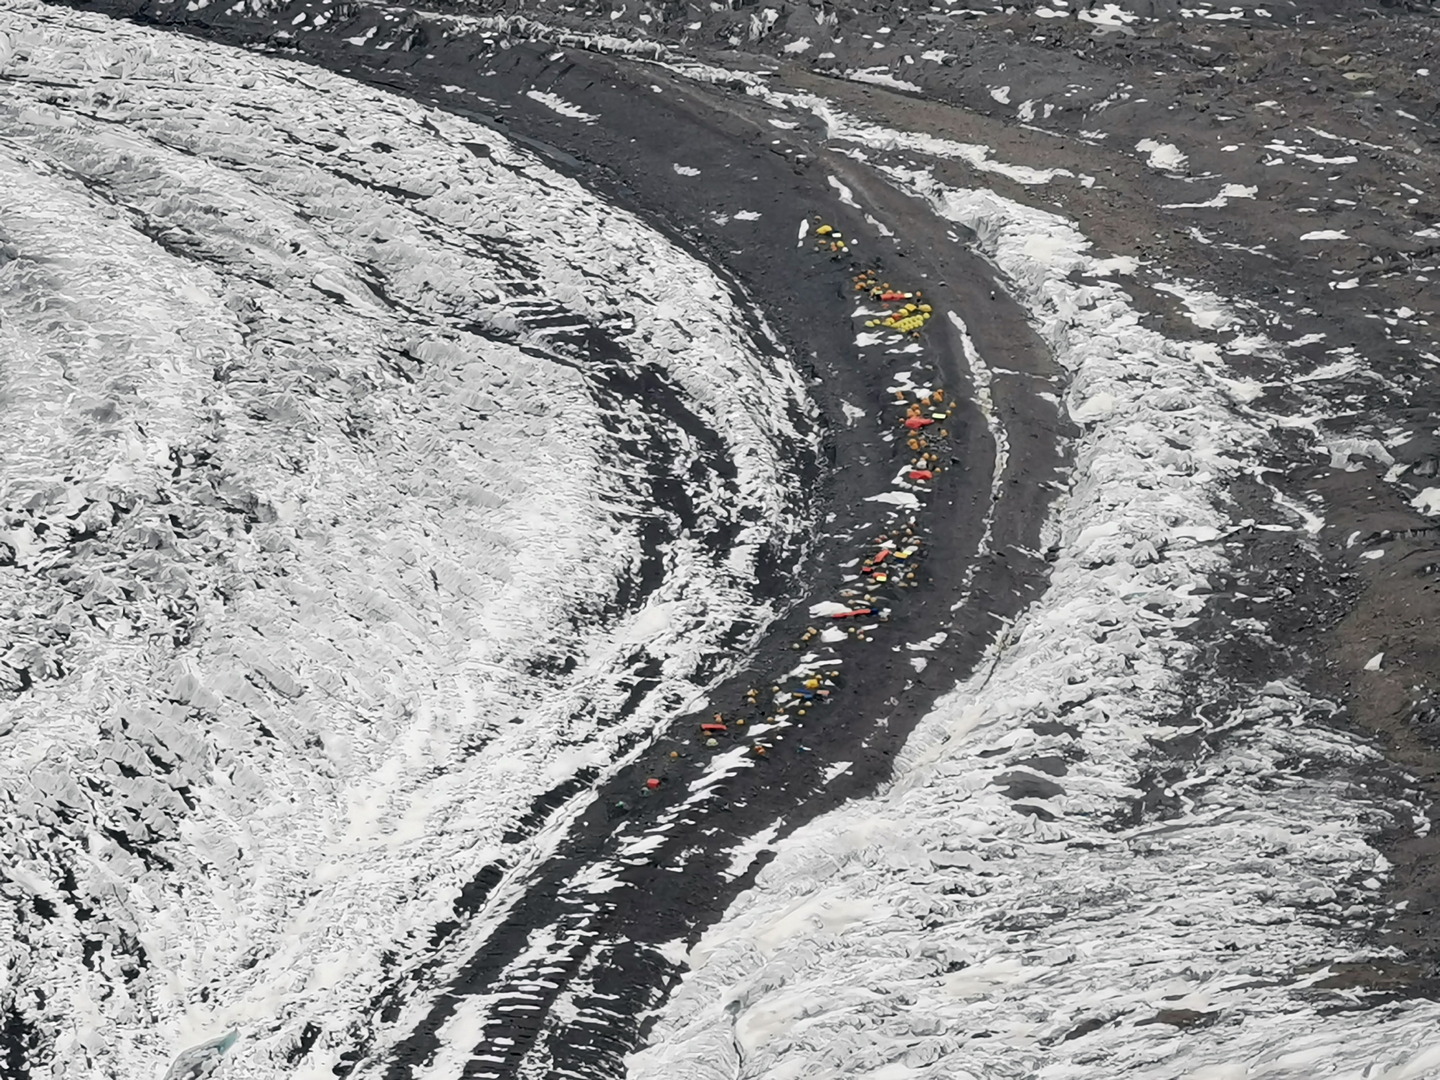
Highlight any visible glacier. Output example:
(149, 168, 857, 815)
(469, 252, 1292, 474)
(0, 5, 819, 1076)
(3, 2, 1438, 1078)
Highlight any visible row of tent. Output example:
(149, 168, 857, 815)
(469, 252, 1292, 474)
(628, 214, 954, 801)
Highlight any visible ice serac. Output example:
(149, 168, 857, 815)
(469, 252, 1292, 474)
(0, 7, 818, 1078)
(162, 1031, 238, 1080)
(627, 171, 1440, 1078)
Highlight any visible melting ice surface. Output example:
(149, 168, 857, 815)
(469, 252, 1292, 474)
(628, 145, 1440, 1077)
(0, 6, 819, 1077)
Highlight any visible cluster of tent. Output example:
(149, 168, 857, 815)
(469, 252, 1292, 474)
(854, 268, 935, 338)
(628, 214, 954, 803)
(899, 390, 954, 485)
(813, 222, 850, 255)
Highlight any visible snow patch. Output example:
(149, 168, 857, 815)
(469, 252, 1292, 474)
(1410, 488, 1440, 515)
(524, 88, 598, 123)
(827, 175, 860, 209)
(1135, 138, 1188, 172)
(865, 491, 922, 510)
(1162, 183, 1257, 209)
(762, 90, 1075, 185)
(844, 68, 923, 94)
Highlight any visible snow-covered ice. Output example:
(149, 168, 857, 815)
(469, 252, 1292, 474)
(0, 7, 820, 1077)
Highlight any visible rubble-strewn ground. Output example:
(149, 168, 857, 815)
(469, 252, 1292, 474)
(5, 0, 1440, 1076)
